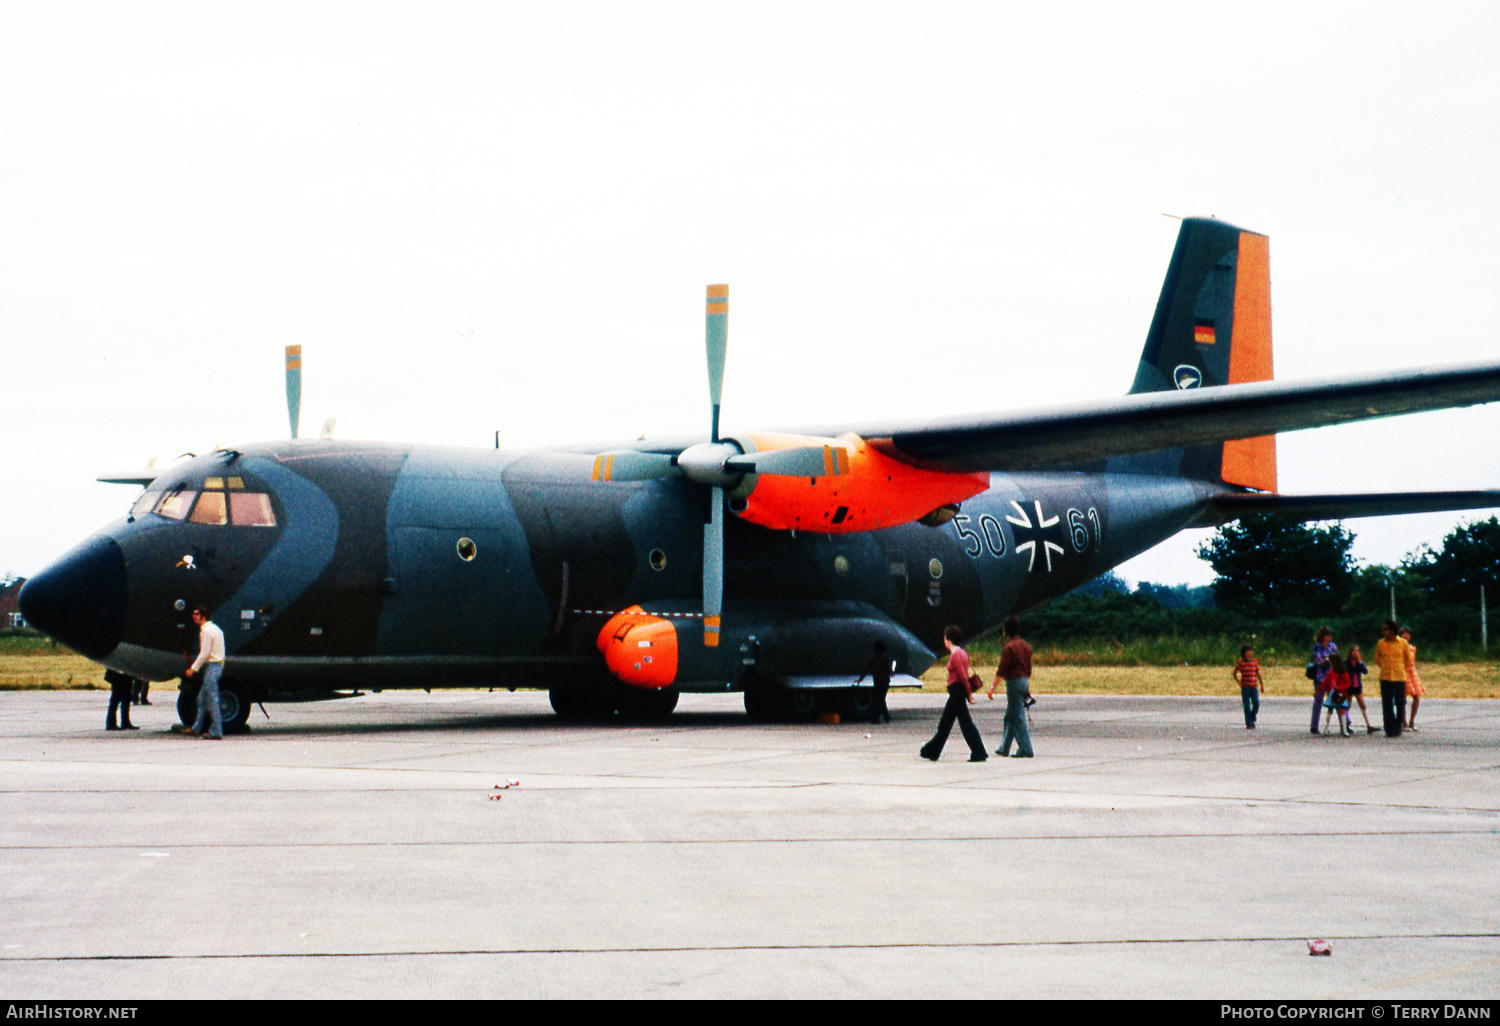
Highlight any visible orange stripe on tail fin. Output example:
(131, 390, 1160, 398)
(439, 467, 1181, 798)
(1221, 231, 1277, 492)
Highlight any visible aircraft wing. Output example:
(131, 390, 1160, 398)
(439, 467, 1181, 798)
(790, 359, 1500, 473)
(1186, 490, 1500, 528)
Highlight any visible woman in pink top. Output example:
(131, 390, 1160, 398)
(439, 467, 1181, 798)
(920, 626, 987, 762)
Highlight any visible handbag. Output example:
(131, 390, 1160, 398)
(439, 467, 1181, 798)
(968, 673, 983, 693)
(1305, 663, 1317, 680)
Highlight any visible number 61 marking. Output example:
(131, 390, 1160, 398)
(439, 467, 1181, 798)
(1067, 507, 1102, 553)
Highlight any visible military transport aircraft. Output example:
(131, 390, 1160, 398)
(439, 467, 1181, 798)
(20, 217, 1500, 730)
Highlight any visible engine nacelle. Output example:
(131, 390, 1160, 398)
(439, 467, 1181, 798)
(733, 432, 988, 534)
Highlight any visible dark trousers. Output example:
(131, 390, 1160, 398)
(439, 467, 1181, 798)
(106, 676, 133, 729)
(1241, 686, 1260, 727)
(923, 687, 985, 759)
(1380, 680, 1407, 737)
(872, 683, 890, 723)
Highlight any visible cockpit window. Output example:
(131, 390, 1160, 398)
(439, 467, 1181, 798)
(155, 490, 197, 520)
(229, 492, 277, 526)
(189, 490, 228, 525)
(150, 482, 276, 526)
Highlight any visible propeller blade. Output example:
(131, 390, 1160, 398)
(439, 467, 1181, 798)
(589, 451, 678, 482)
(285, 345, 302, 439)
(703, 485, 723, 646)
(726, 444, 850, 478)
(706, 284, 728, 442)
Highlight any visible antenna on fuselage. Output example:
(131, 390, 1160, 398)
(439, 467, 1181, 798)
(285, 345, 302, 439)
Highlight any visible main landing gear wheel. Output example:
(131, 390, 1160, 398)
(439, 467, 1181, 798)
(839, 687, 877, 722)
(615, 687, 679, 722)
(219, 679, 252, 734)
(549, 683, 613, 721)
(549, 685, 587, 720)
(781, 689, 820, 723)
(743, 686, 775, 723)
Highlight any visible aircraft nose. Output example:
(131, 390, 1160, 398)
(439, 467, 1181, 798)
(19, 535, 128, 660)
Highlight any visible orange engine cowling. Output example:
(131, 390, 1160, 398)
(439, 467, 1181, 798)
(736, 432, 989, 534)
(597, 606, 679, 689)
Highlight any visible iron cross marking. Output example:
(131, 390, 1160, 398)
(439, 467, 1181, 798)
(1006, 500, 1068, 572)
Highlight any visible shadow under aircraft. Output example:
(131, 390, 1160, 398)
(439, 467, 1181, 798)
(21, 217, 1500, 730)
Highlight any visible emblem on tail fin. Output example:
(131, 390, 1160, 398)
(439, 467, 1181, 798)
(1174, 365, 1203, 389)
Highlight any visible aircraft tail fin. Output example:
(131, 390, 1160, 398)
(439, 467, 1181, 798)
(1126, 217, 1277, 492)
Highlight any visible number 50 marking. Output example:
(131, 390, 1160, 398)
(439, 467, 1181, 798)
(953, 514, 1007, 558)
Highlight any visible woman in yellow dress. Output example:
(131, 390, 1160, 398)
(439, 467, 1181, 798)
(1400, 627, 1425, 731)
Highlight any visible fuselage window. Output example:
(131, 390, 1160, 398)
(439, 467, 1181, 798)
(189, 490, 229, 525)
(155, 490, 197, 520)
(131, 491, 161, 517)
(229, 492, 277, 526)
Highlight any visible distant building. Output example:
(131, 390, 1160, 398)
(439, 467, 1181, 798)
(0, 577, 27, 629)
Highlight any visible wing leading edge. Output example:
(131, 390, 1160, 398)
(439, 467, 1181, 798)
(564, 358, 1500, 477)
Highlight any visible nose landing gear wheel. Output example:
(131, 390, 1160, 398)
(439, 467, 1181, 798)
(177, 680, 198, 726)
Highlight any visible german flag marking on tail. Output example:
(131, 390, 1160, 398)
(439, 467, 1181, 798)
(1194, 319, 1216, 345)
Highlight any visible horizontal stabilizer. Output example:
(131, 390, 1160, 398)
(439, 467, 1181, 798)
(1188, 489, 1500, 528)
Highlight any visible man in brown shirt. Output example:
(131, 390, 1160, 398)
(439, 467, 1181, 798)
(989, 616, 1034, 758)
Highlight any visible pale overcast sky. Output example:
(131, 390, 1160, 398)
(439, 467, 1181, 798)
(3, 2, 1498, 585)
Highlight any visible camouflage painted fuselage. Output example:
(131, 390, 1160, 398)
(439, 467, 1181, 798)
(41, 438, 1222, 695)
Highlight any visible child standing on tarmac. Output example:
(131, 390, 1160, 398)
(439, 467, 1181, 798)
(1322, 655, 1354, 736)
(1345, 645, 1377, 733)
(1233, 645, 1263, 729)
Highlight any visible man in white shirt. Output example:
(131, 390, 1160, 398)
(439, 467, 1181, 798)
(183, 606, 226, 739)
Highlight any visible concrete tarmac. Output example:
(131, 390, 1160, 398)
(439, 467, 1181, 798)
(1, 688, 1498, 1000)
